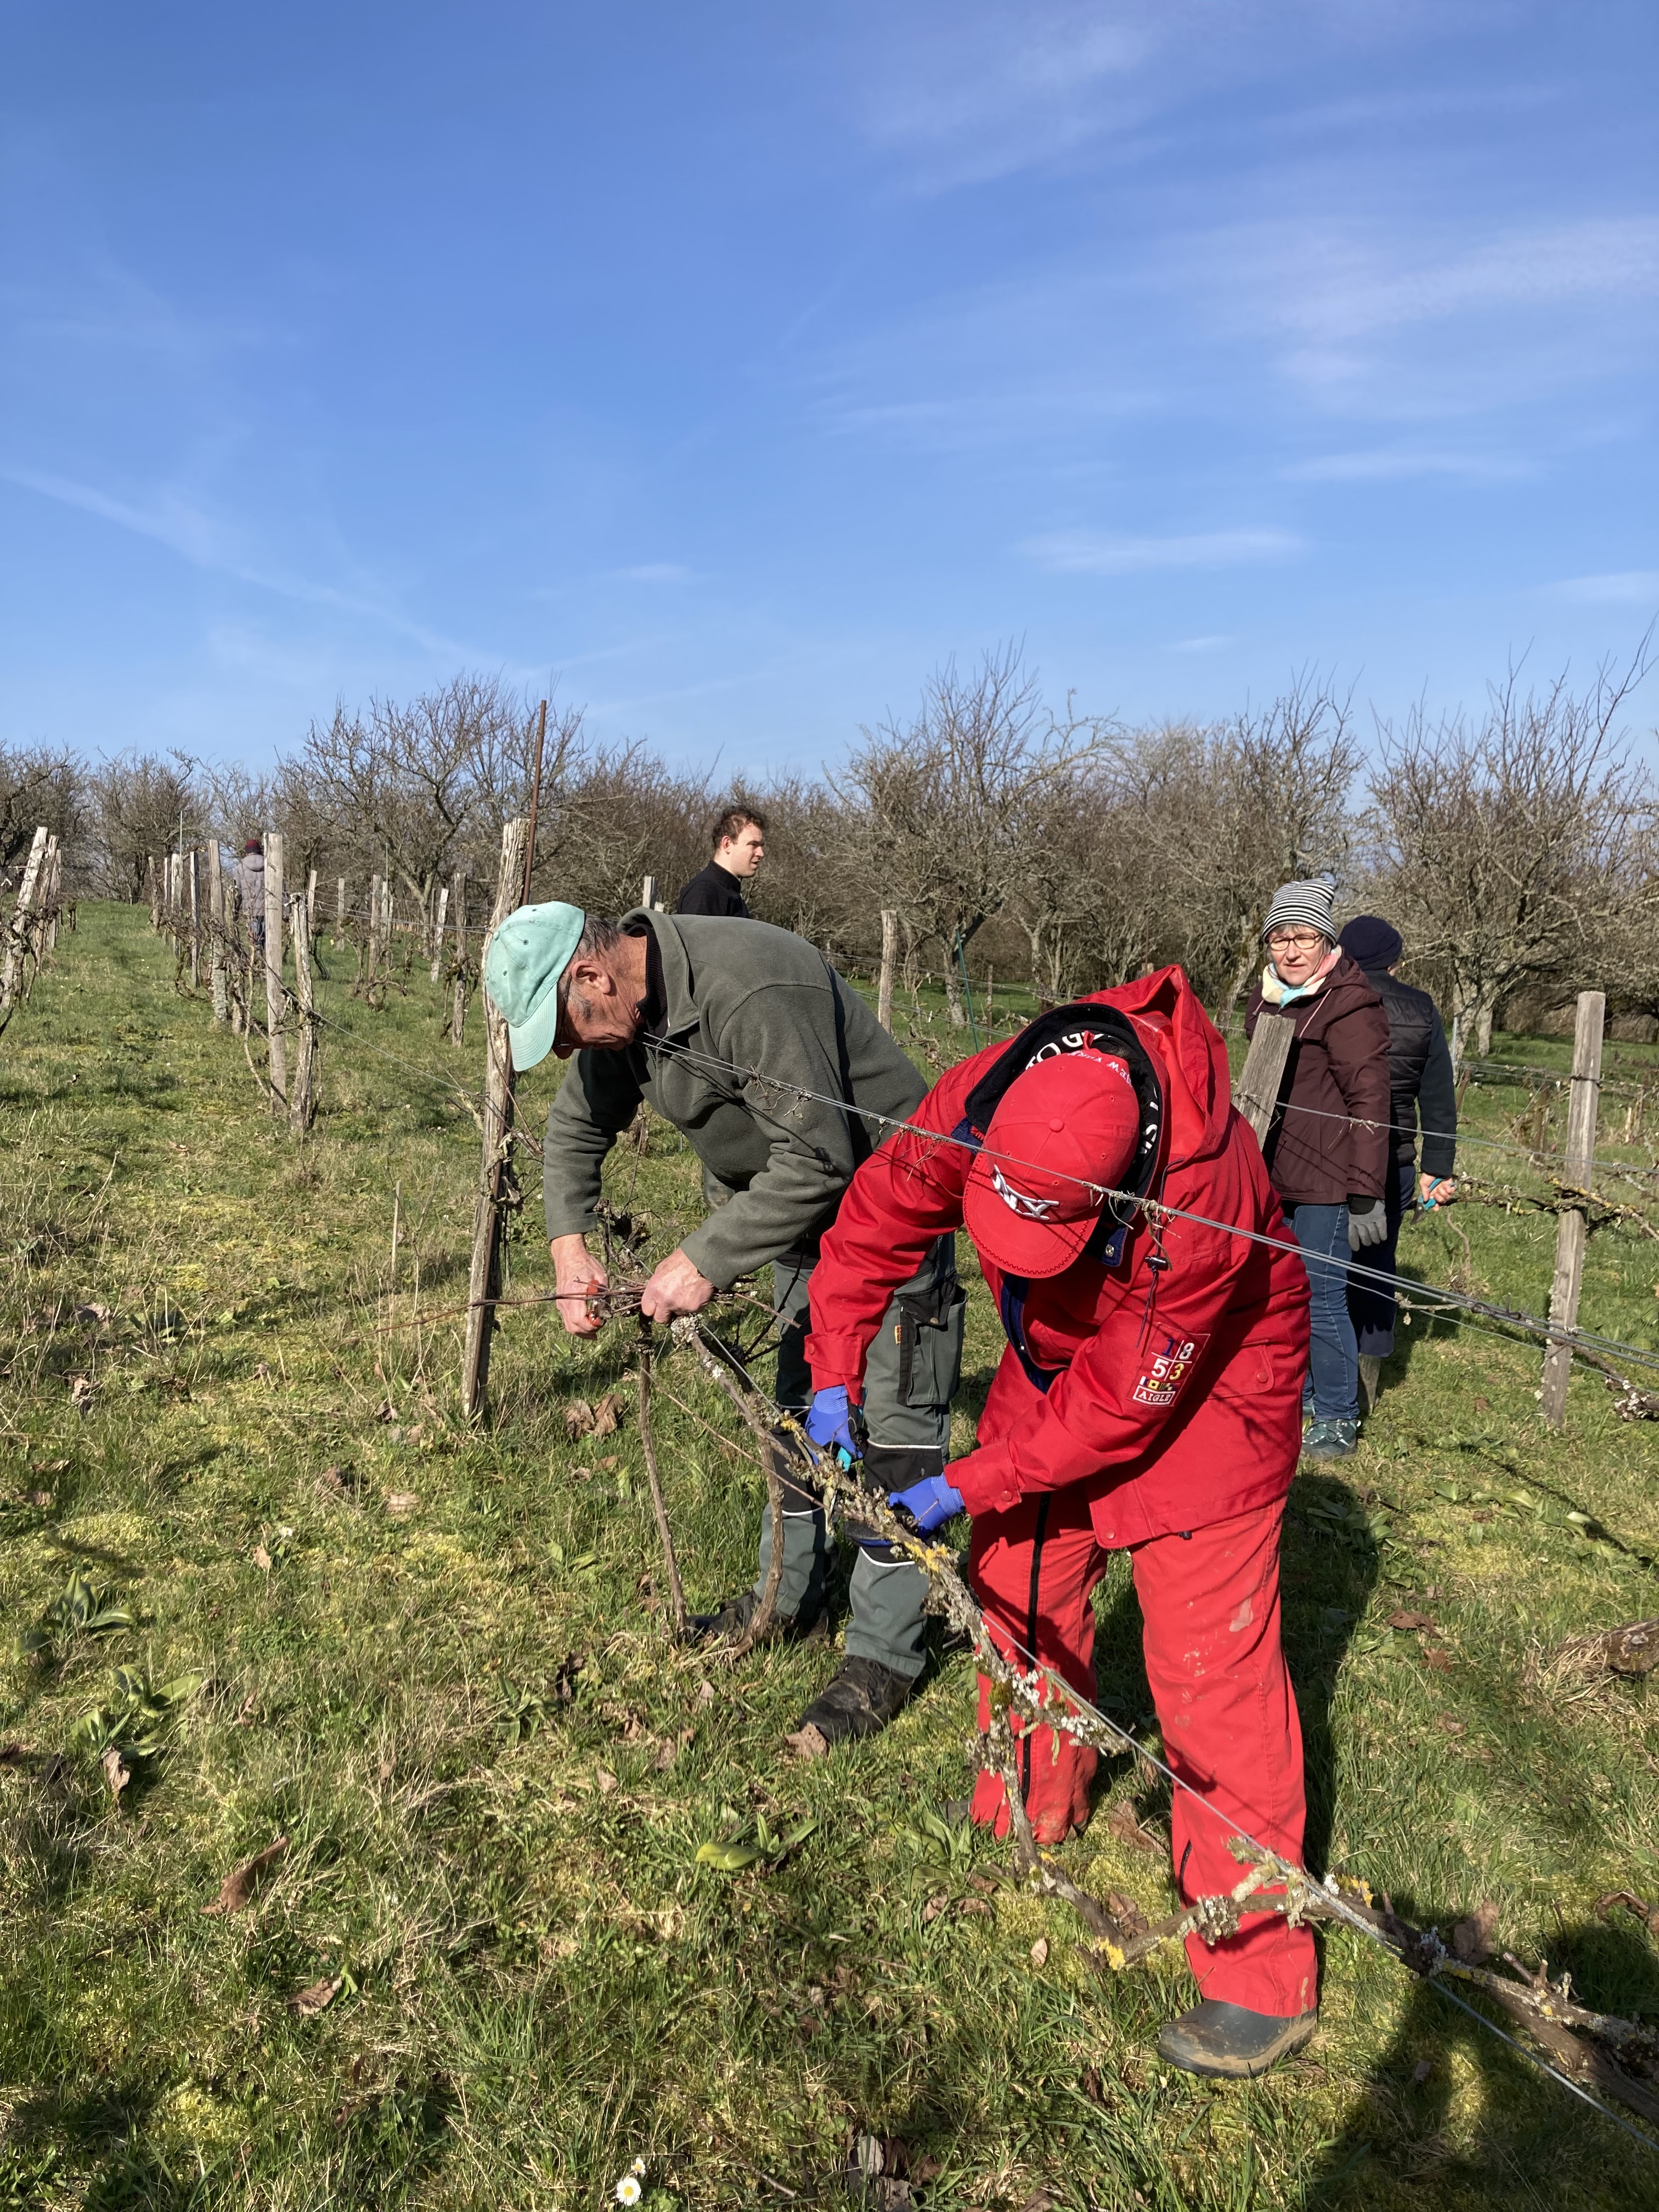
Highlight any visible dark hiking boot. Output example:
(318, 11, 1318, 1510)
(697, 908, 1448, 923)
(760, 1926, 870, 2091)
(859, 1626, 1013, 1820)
(687, 1587, 825, 1650)
(1301, 1419, 1358, 1462)
(1156, 2000, 1318, 2080)
(786, 1656, 915, 1758)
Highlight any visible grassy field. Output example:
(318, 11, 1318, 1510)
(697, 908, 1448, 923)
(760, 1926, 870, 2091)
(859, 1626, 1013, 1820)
(3, 901, 1659, 2212)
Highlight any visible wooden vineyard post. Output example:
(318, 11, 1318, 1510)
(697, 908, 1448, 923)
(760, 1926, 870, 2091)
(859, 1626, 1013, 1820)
(263, 830, 288, 1108)
(289, 890, 319, 1133)
(1, 825, 49, 1011)
(146, 856, 160, 930)
(1232, 1012, 1296, 1146)
(336, 877, 347, 935)
(877, 909, 898, 1032)
(461, 817, 530, 1422)
(188, 847, 201, 989)
(41, 836, 61, 956)
(1541, 990, 1606, 1428)
(450, 867, 468, 1045)
(368, 873, 382, 986)
(206, 843, 229, 1023)
(430, 884, 449, 983)
(306, 867, 318, 931)
(641, 874, 657, 911)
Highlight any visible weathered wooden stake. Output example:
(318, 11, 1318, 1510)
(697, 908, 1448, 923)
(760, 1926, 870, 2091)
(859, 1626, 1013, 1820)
(263, 830, 288, 1108)
(1542, 990, 1606, 1428)
(336, 876, 347, 932)
(430, 885, 449, 983)
(41, 836, 61, 956)
(522, 698, 547, 909)
(188, 847, 201, 988)
(450, 867, 468, 1046)
(641, 873, 657, 912)
(206, 843, 229, 1023)
(1, 825, 49, 1010)
(146, 855, 160, 930)
(1233, 1012, 1297, 1146)
(461, 818, 531, 1421)
(306, 867, 318, 931)
(877, 909, 898, 1032)
(368, 873, 382, 983)
(289, 889, 318, 1133)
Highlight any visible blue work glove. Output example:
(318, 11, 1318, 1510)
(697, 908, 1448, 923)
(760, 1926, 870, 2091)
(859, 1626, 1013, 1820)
(804, 1385, 860, 1459)
(888, 1472, 966, 1534)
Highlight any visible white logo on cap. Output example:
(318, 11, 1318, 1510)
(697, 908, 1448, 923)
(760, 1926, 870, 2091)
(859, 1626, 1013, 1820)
(991, 1164, 1059, 1220)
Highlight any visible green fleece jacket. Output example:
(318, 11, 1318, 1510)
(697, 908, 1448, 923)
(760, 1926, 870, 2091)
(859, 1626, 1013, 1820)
(542, 912, 927, 1288)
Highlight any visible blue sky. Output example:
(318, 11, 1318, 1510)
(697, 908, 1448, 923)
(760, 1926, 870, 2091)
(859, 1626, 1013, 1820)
(2, 2, 1655, 776)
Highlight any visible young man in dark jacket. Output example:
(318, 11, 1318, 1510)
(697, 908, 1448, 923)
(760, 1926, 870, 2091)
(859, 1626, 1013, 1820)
(483, 899, 963, 1750)
(675, 804, 766, 917)
(1245, 879, 1390, 1460)
(1337, 916, 1457, 1408)
(805, 967, 1317, 2079)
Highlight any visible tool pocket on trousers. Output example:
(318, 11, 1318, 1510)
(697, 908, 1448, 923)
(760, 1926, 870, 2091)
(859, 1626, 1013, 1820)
(894, 1283, 967, 1410)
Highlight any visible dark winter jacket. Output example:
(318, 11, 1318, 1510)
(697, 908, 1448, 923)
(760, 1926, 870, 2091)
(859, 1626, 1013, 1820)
(542, 911, 925, 1288)
(1245, 953, 1390, 1206)
(675, 860, 751, 918)
(807, 967, 1311, 1548)
(1358, 966, 1458, 1181)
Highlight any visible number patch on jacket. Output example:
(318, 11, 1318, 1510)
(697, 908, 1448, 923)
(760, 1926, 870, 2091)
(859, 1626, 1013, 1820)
(1132, 1333, 1206, 1409)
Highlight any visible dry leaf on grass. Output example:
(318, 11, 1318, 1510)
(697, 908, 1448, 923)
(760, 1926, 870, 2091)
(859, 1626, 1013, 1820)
(101, 1745, 129, 1801)
(385, 1492, 419, 1516)
(1451, 1900, 1500, 1963)
(1105, 1889, 1150, 1937)
(1105, 1799, 1158, 1854)
(1388, 1610, 1436, 1633)
(203, 1834, 289, 1916)
(653, 1728, 695, 1771)
(922, 1894, 950, 1924)
(251, 1543, 273, 1573)
(1029, 1937, 1049, 1966)
(1595, 1889, 1655, 1927)
(591, 1390, 625, 1438)
(1424, 1647, 1454, 1672)
(69, 1374, 94, 1414)
(786, 1723, 831, 1761)
(595, 1767, 619, 1795)
(563, 1398, 595, 1438)
(290, 1974, 343, 2018)
(25, 1490, 53, 1509)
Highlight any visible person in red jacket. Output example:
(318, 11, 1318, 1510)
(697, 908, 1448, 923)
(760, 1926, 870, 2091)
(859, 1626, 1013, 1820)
(804, 967, 1317, 2079)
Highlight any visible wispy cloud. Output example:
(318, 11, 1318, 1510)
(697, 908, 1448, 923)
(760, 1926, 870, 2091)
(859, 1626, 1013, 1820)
(1283, 447, 1528, 483)
(1547, 571, 1659, 606)
(614, 562, 692, 584)
(1020, 527, 1302, 575)
(1173, 633, 1235, 653)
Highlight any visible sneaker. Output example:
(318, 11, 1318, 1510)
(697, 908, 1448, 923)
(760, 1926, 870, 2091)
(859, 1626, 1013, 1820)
(686, 1587, 825, 1649)
(1156, 2000, 1318, 2080)
(1301, 1418, 1358, 1462)
(785, 1656, 915, 1757)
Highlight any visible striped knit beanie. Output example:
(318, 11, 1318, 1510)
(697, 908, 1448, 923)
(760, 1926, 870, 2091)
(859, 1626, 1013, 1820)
(1260, 877, 1338, 945)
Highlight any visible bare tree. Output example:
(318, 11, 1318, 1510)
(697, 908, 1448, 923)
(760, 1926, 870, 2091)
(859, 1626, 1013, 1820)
(84, 752, 204, 901)
(0, 742, 82, 884)
(838, 647, 1112, 1024)
(1364, 644, 1655, 1055)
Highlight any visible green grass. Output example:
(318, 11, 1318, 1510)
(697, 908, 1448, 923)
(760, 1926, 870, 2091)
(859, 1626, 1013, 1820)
(2, 904, 1659, 2210)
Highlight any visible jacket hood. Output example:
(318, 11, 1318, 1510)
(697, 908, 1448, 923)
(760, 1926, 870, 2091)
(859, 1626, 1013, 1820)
(1084, 966, 1233, 1167)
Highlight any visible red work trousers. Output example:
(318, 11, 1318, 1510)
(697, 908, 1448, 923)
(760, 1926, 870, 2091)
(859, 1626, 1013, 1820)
(967, 1489, 1317, 2019)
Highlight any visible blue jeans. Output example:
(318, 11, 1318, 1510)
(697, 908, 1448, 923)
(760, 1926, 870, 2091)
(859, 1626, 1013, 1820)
(1348, 1159, 1414, 1360)
(1283, 1201, 1359, 1425)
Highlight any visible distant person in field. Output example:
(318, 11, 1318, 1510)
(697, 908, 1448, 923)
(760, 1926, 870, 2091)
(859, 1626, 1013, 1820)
(238, 838, 266, 952)
(1336, 916, 1458, 1411)
(484, 896, 964, 1753)
(1245, 879, 1390, 1463)
(675, 804, 766, 918)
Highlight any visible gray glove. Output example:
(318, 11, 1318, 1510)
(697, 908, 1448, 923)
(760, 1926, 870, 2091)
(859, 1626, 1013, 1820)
(1347, 1198, 1387, 1251)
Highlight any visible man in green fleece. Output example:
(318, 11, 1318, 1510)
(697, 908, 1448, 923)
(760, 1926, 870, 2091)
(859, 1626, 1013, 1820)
(484, 900, 964, 1752)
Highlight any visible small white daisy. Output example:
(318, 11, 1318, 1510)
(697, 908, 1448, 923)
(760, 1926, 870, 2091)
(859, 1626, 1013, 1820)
(630, 2158, 647, 2177)
(615, 2179, 642, 2207)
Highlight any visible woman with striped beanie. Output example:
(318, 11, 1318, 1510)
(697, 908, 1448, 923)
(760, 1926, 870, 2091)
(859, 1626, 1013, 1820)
(1245, 879, 1391, 1459)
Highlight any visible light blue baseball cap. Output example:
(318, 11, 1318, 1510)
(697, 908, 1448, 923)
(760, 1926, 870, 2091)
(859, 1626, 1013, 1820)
(482, 900, 586, 1070)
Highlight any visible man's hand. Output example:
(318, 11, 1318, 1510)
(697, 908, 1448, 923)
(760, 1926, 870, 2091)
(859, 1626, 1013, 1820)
(550, 1234, 609, 1338)
(1346, 1198, 1387, 1251)
(639, 1247, 718, 1324)
(805, 1385, 860, 1459)
(1419, 1175, 1456, 1208)
(888, 1472, 966, 1534)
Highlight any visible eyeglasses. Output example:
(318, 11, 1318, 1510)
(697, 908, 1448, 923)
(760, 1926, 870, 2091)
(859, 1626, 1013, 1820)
(1266, 928, 1328, 952)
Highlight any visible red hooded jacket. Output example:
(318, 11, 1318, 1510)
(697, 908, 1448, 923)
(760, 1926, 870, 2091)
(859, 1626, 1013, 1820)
(806, 968, 1311, 1547)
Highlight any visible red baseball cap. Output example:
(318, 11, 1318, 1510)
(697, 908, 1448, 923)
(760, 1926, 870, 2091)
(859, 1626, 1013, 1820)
(963, 1049, 1142, 1278)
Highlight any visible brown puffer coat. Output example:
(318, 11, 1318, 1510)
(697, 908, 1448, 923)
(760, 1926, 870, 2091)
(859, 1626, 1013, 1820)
(1244, 954, 1390, 1205)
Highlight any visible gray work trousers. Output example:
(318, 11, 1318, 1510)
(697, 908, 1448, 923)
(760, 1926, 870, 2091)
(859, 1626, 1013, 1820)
(752, 1235, 964, 1678)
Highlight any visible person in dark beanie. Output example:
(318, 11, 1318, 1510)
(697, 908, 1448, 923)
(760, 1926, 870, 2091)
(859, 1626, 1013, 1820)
(1336, 916, 1458, 1410)
(1245, 879, 1390, 1460)
(675, 804, 766, 918)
